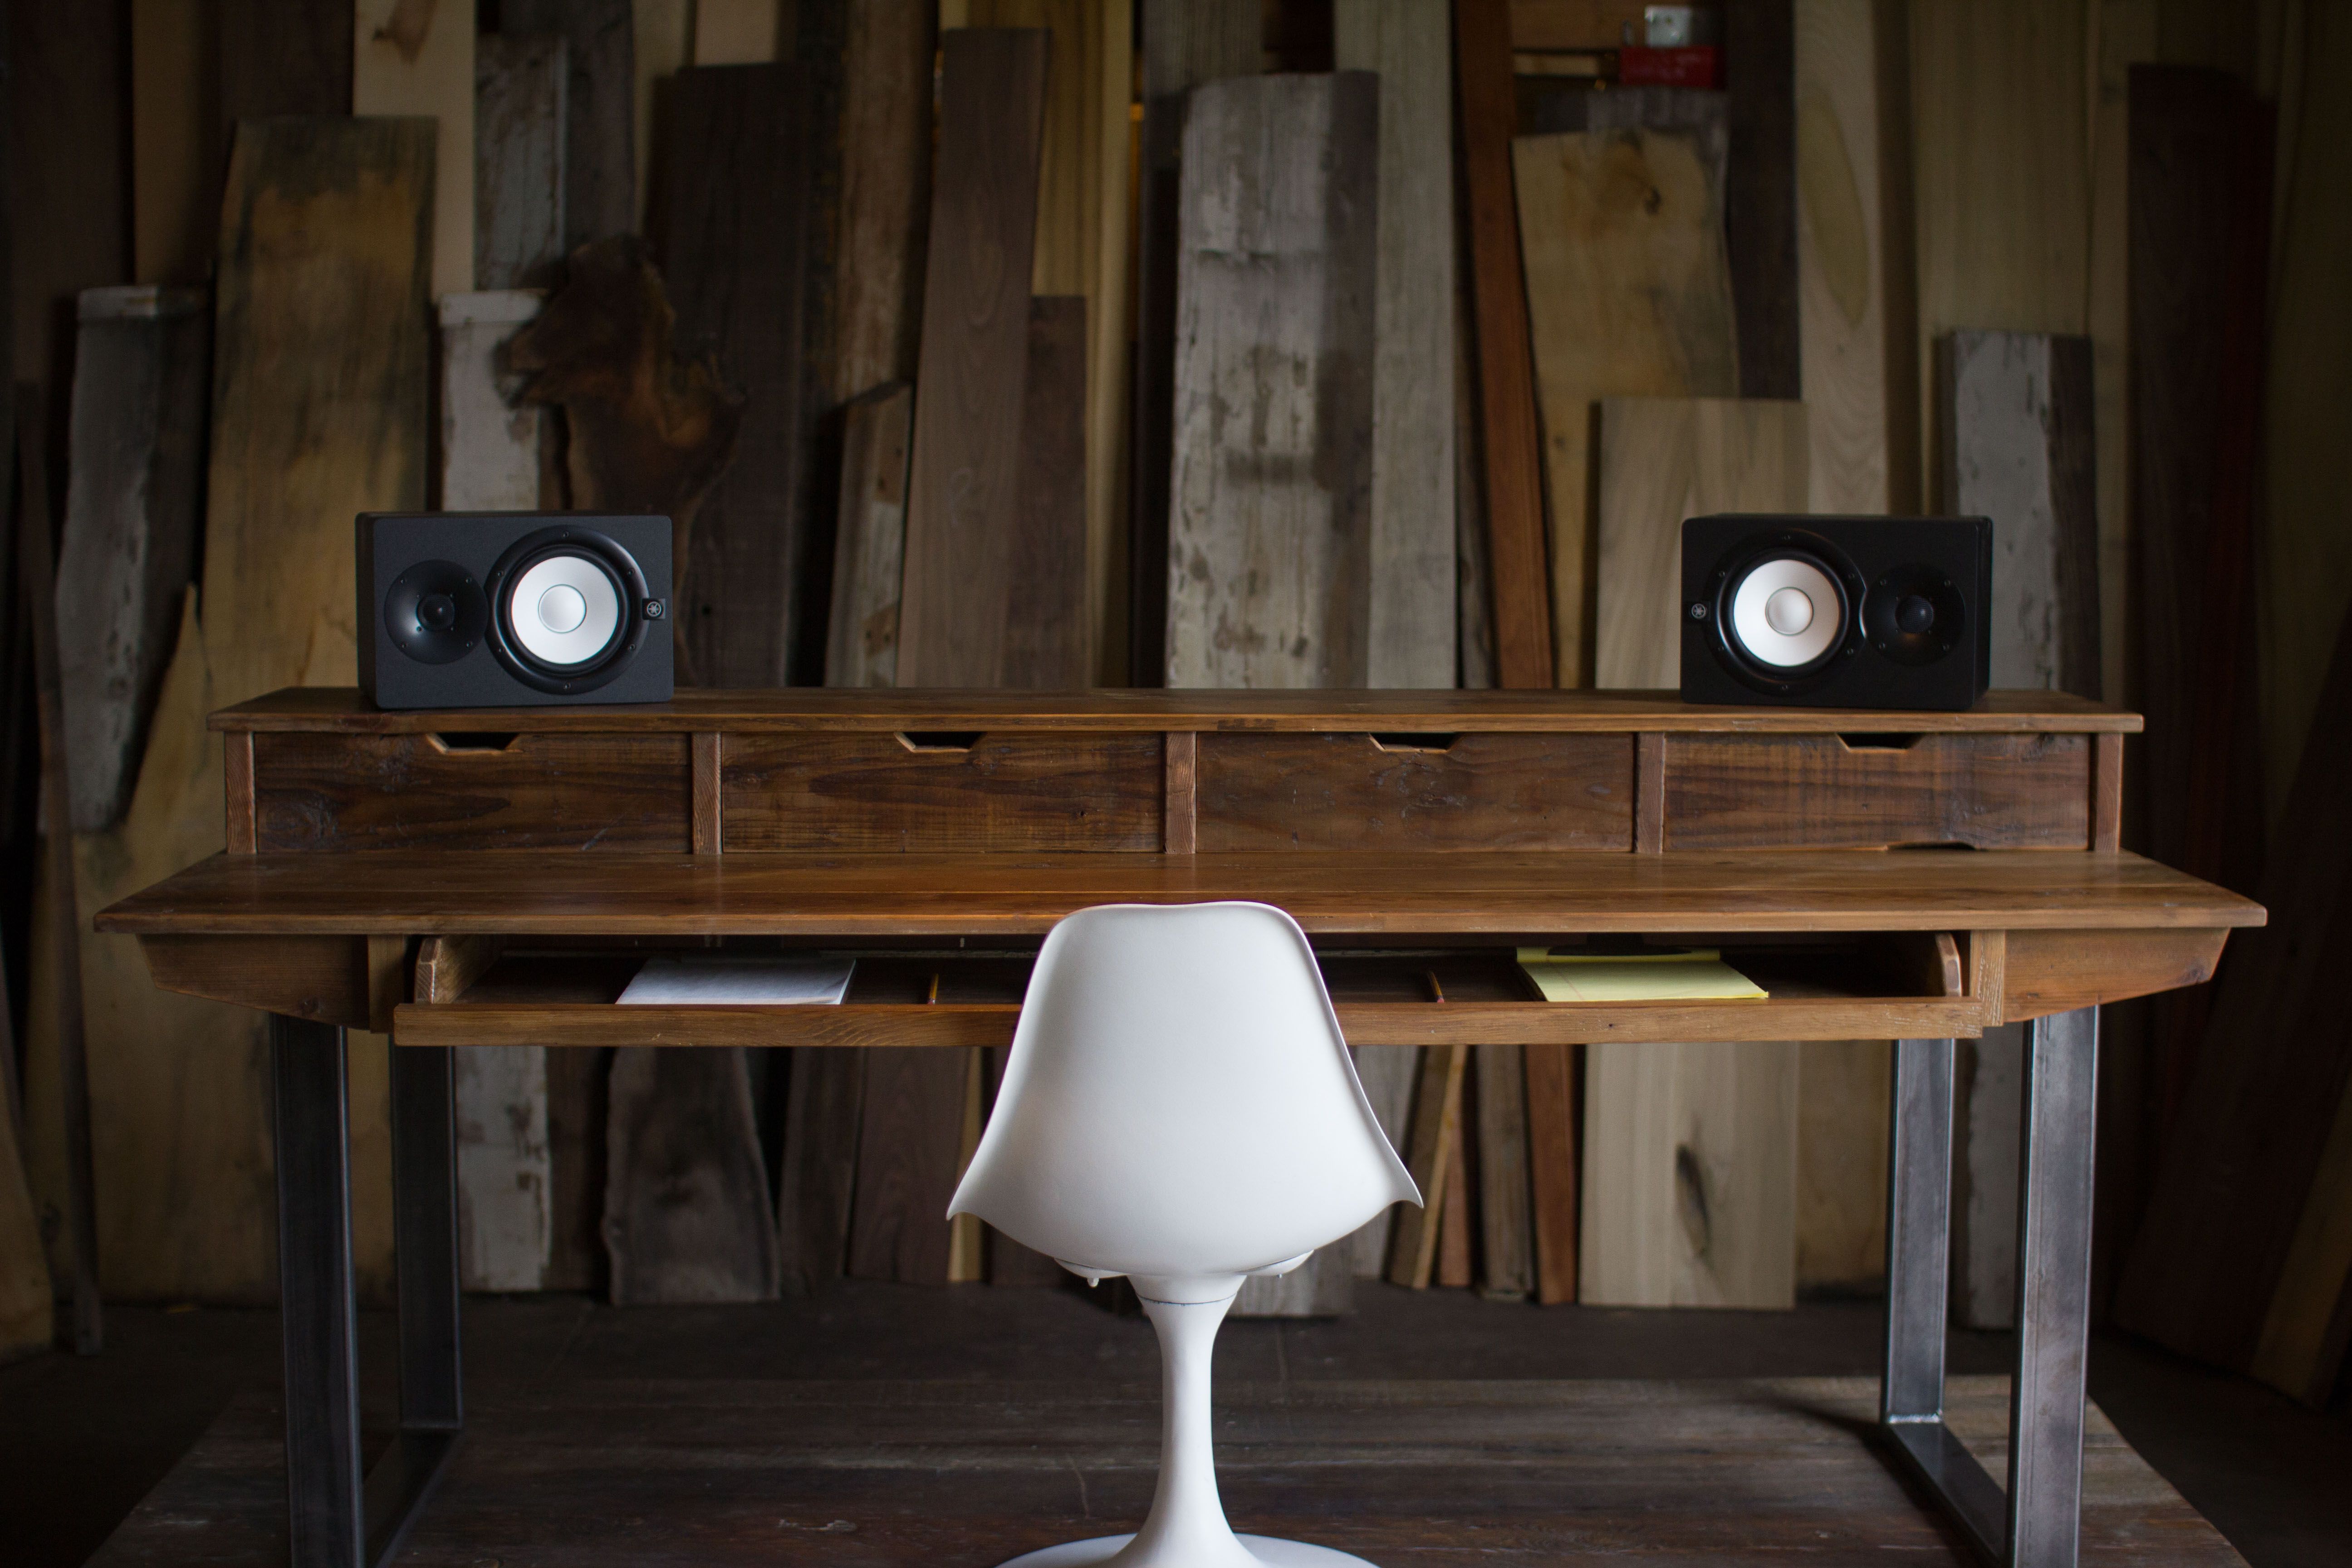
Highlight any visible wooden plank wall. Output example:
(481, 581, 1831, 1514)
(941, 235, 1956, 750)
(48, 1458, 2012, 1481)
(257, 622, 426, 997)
(501, 0, 636, 251)
(353, 0, 474, 298)
(475, 34, 566, 292)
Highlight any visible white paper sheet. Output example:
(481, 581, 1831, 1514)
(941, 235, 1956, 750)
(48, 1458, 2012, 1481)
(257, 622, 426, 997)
(617, 955, 857, 1005)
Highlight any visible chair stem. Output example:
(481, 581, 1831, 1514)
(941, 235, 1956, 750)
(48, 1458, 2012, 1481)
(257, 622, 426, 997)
(1117, 1278, 1260, 1568)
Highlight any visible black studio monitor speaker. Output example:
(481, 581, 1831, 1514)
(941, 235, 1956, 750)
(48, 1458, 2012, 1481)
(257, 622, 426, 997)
(1679, 515, 1990, 711)
(358, 513, 674, 709)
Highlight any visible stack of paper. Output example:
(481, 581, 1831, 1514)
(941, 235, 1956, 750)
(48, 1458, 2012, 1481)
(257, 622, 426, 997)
(1516, 946, 1766, 1004)
(618, 955, 857, 1005)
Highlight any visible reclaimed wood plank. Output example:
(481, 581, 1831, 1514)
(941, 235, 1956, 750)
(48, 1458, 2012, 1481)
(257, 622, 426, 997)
(0, 1033, 52, 1358)
(475, 33, 565, 292)
(896, 29, 1049, 688)
(354, 0, 475, 298)
(1515, 127, 1739, 686)
(57, 287, 207, 833)
(1002, 297, 1090, 687)
(1794, 1038, 1887, 1292)
(455, 1042, 551, 1292)
(1455, 0, 1555, 689)
(501, 0, 635, 251)
(823, 383, 912, 690)
(693, 0, 782, 63)
(131, 0, 219, 284)
(220, 0, 351, 129)
(1387, 1042, 1467, 1288)
(439, 291, 545, 512)
(604, 1045, 777, 1302)
(1336, 0, 1457, 688)
(1525, 1039, 1580, 1303)
(660, 63, 817, 688)
(1475, 1041, 1533, 1297)
(1725, 0, 1798, 400)
(1165, 72, 1380, 689)
(830, 0, 936, 402)
(1593, 396, 1808, 690)
(1793, 0, 1889, 515)
(846, 1037, 964, 1286)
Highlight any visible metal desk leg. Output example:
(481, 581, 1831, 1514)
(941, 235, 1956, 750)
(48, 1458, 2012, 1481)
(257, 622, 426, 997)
(272, 1016, 365, 1568)
(272, 1021, 465, 1568)
(1879, 1012, 2100, 1568)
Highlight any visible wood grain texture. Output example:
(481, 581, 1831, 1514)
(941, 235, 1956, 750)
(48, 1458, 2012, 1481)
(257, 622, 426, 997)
(775, 1044, 865, 1294)
(1515, 129, 1740, 686)
(135, 934, 373, 1026)
(722, 732, 1164, 854)
(1336, 0, 1458, 688)
(1165, 72, 1380, 691)
(824, 383, 911, 689)
(1795, 1037, 1888, 1291)
(1001, 297, 1090, 688)
(1525, 1040, 1580, 1303)
(1455, 0, 1556, 690)
(829, 0, 934, 402)
(1437, 1127, 1475, 1287)
(1195, 732, 1632, 852)
(1793, 0, 1889, 515)
(252, 730, 691, 853)
(1475, 1041, 1533, 1297)
(58, 287, 208, 832)
(85, 1375, 2253, 1568)
(1162, 730, 1198, 856)
(897, 29, 1049, 689)
(353, 0, 475, 298)
(1940, 330, 2099, 697)
(500, 0, 634, 250)
(1724, 0, 1798, 400)
(847, 1039, 965, 1285)
(1511, 0, 1650, 48)
(439, 291, 545, 512)
(661, 63, 818, 687)
(1582, 1037, 1799, 1307)
(1636, 731, 1667, 853)
(1661, 732, 2091, 852)
(603, 1044, 777, 1302)
(475, 33, 565, 291)
(224, 729, 255, 853)
(1593, 397, 1808, 690)
(455, 1042, 551, 1292)
(103, 847, 2263, 941)
(1387, 1042, 1467, 1288)
(691, 732, 722, 854)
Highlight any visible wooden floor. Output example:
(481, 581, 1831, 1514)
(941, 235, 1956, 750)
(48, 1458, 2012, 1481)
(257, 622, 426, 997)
(91, 1374, 2241, 1566)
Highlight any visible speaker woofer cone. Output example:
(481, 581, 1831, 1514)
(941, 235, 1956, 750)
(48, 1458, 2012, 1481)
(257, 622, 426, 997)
(1704, 534, 1864, 689)
(483, 525, 652, 695)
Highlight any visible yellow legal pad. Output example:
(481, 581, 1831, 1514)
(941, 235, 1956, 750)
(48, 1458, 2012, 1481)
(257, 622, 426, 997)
(1515, 947, 1769, 1004)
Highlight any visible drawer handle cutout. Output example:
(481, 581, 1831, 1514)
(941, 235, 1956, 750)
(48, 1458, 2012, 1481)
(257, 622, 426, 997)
(1370, 732, 1461, 754)
(1836, 732, 1925, 752)
(896, 731, 985, 753)
(428, 731, 522, 755)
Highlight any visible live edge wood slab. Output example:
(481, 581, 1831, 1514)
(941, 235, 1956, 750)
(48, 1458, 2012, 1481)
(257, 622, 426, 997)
(99, 689, 2257, 1052)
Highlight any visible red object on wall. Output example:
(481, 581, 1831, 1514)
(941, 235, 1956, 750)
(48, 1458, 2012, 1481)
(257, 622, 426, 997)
(1618, 46, 1722, 88)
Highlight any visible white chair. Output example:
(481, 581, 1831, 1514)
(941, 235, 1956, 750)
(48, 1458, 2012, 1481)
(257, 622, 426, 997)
(950, 901, 1420, 1568)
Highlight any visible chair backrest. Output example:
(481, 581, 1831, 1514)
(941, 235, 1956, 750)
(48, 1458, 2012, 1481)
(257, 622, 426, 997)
(949, 902, 1418, 1277)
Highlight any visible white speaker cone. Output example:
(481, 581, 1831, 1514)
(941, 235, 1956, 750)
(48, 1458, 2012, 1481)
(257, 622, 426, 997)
(509, 554, 622, 666)
(1730, 556, 1841, 668)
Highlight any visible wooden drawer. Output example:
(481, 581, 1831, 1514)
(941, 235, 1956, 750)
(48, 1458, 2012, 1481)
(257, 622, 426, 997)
(1661, 732, 2090, 850)
(252, 730, 692, 852)
(1196, 731, 1633, 852)
(723, 731, 1165, 852)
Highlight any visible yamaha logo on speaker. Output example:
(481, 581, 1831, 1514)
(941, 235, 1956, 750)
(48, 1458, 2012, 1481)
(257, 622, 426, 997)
(1680, 515, 1991, 711)
(358, 513, 674, 709)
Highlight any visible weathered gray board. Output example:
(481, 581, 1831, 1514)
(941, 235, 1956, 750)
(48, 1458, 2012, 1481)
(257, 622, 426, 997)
(1335, 0, 1456, 688)
(1938, 328, 2098, 1331)
(500, 0, 634, 251)
(475, 33, 566, 290)
(1165, 72, 1381, 690)
(57, 287, 208, 833)
(441, 290, 545, 513)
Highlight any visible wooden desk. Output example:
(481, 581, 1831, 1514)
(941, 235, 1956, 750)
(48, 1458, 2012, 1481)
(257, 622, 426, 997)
(98, 689, 2262, 1568)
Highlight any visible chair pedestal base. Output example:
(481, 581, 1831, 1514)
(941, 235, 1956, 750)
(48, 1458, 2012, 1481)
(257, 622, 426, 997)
(994, 1534, 1381, 1568)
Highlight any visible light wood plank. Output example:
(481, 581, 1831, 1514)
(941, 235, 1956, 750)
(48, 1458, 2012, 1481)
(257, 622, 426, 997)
(455, 1044, 551, 1291)
(475, 33, 565, 291)
(1795, 1038, 1888, 1292)
(824, 384, 912, 690)
(439, 291, 545, 512)
(692, 0, 781, 64)
(1793, 0, 1889, 516)
(1165, 72, 1380, 689)
(1514, 127, 1740, 687)
(354, 0, 475, 298)
(1593, 396, 1809, 690)
(1336, 0, 1458, 688)
(1387, 1043, 1468, 1288)
(58, 288, 208, 833)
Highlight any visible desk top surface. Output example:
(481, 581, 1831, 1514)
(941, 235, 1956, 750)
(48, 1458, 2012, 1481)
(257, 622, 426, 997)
(211, 686, 2146, 734)
(97, 849, 2262, 938)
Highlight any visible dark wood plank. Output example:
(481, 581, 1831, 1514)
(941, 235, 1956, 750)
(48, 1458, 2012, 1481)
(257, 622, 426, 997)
(500, 0, 635, 250)
(542, 1045, 608, 1293)
(1455, 0, 1555, 689)
(823, 383, 911, 689)
(604, 1045, 778, 1303)
(1195, 732, 1632, 852)
(1524, 1039, 1580, 1303)
(475, 33, 567, 291)
(661, 63, 818, 687)
(846, 1040, 965, 1286)
(896, 28, 1050, 687)
(1388, 1043, 1468, 1287)
(137, 933, 372, 1028)
(206, 686, 2150, 735)
(2115, 604, 2352, 1381)
(252, 731, 692, 853)
(1165, 72, 1380, 689)
(219, 0, 350, 131)
(98, 848, 2267, 941)
(828, 0, 936, 402)
(1475, 1041, 1534, 1298)
(776, 1046, 866, 1294)
(721, 731, 1164, 854)
(1661, 733, 2092, 851)
(17, 382, 100, 1350)
(57, 287, 207, 831)
(503, 235, 744, 583)
(1724, 0, 1799, 400)
(1001, 297, 1090, 688)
